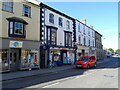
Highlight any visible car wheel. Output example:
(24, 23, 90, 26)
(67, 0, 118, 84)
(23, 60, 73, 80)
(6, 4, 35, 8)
(94, 63, 96, 68)
(87, 65, 90, 69)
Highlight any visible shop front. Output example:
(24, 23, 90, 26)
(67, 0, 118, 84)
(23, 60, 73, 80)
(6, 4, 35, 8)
(1, 38, 40, 72)
(46, 47, 76, 68)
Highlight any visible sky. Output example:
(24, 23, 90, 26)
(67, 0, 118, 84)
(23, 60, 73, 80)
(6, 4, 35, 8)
(39, 1, 118, 50)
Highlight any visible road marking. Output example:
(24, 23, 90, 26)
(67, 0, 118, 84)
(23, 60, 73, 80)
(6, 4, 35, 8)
(42, 82, 59, 88)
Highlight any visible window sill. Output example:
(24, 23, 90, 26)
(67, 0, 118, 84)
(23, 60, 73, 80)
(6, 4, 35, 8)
(2, 9, 14, 14)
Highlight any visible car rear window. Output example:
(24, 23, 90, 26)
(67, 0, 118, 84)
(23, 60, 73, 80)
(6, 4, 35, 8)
(78, 57, 89, 61)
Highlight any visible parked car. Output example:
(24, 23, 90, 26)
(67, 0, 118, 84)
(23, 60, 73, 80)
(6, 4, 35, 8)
(75, 56, 97, 69)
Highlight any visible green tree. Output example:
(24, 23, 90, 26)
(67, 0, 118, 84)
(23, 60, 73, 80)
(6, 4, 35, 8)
(107, 48, 114, 53)
(115, 49, 120, 56)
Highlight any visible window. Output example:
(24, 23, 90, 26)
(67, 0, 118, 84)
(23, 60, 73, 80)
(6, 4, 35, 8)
(47, 27, 57, 45)
(2, 1, 13, 12)
(78, 35, 81, 44)
(21, 49, 39, 69)
(14, 22, 23, 35)
(23, 5, 31, 17)
(66, 20, 70, 29)
(51, 28, 57, 44)
(65, 32, 72, 46)
(0, 49, 9, 71)
(49, 13, 54, 24)
(59, 17, 63, 27)
(84, 37, 86, 46)
(9, 21, 25, 38)
(78, 23, 80, 32)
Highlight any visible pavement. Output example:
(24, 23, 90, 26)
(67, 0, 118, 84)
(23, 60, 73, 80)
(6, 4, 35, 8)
(1, 58, 110, 81)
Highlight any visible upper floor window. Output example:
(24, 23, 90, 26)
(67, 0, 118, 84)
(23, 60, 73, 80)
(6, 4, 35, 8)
(51, 28, 57, 45)
(65, 32, 72, 47)
(78, 35, 81, 44)
(14, 22, 23, 35)
(84, 37, 86, 46)
(59, 17, 63, 27)
(23, 5, 31, 17)
(7, 17, 28, 38)
(66, 20, 70, 29)
(49, 13, 54, 24)
(47, 26, 57, 45)
(2, 1, 13, 12)
(78, 23, 80, 32)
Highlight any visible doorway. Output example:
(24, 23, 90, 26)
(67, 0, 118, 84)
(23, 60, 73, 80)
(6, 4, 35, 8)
(10, 49, 21, 71)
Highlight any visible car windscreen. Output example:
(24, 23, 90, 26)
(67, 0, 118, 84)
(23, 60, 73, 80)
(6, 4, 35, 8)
(78, 57, 89, 61)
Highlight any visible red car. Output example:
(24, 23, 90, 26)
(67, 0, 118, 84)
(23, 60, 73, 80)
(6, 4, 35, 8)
(75, 56, 97, 68)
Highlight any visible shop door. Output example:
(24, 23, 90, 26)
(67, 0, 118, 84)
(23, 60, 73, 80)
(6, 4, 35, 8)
(10, 49, 20, 71)
(61, 50, 67, 64)
(40, 50, 46, 68)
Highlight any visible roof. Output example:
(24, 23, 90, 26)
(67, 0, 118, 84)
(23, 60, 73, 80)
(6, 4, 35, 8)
(6, 17, 28, 24)
(95, 30, 102, 37)
(40, 3, 75, 21)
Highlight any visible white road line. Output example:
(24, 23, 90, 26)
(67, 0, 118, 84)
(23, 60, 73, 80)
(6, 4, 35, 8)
(42, 82, 60, 88)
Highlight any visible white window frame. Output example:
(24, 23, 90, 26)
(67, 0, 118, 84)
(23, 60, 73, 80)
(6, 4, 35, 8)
(23, 5, 31, 17)
(66, 20, 70, 29)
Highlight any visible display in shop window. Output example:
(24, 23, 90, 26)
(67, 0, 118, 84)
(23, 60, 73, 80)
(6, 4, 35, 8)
(21, 49, 39, 69)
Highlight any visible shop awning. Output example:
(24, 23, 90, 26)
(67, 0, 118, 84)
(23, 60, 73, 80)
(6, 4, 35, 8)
(6, 17, 28, 24)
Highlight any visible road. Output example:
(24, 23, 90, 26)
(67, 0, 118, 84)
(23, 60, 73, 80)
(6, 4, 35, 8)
(2, 56, 119, 89)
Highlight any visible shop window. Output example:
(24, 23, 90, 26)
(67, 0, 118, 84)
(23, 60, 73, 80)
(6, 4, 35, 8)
(0, 49, 9, 71)
(65, 32, 72, 47)
(23, 5, 31, 17)
(21, 49, 39, 69)
(2, 0, 13, 12)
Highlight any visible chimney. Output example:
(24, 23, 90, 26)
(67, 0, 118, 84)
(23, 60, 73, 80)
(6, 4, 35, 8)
(90, 25, 93, 29)
(81, 19, 86, 25)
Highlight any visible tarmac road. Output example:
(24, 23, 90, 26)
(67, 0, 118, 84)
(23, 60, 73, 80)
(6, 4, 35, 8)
(2, 56, 119, 89)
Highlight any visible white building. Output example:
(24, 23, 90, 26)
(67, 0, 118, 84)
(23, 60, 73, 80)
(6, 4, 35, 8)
(75, 19, 96, 59)
(40, 3, 76, 68)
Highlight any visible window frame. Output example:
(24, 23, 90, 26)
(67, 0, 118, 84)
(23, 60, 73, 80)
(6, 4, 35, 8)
(59, 17, 63, 27)
(2, 1, 13, 12)
(8, 21, 26, 38)
(66, 20, 70, 29)
(46, 26, 57, 45)
(23, 5, 31, 18)
(65, 31, 72, 47)
(14, 22, 24, 35)
(49, 13, 54, 24)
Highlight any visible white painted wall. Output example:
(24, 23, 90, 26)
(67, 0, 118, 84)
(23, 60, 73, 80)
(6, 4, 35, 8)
(76, 20, 95, 47)
(44, 8, 73, 46)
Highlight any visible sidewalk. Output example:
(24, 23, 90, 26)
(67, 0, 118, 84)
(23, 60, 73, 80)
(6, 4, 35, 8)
(1, 65, 74, 81)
